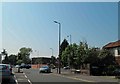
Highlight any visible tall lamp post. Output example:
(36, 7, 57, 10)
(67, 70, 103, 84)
(67, 35, 71, 45)
(67, 35, 71, 68)
(50, 48, 53, 56)
(54, 20, 61, 74)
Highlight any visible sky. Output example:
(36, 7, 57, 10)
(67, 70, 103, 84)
(1, 0, 120, 2)
(0, 1, 119, 58)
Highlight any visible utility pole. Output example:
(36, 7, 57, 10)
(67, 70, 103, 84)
(54, 21, 61, 74)
(67, 35, 72, 68)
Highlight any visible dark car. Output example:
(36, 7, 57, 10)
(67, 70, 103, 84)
(0, 64, 11, 81)
(6, 64, 12, 75)
(113, 69, 120, 76)
(20, 64, 31, 69)
(39, 65, 51, 73)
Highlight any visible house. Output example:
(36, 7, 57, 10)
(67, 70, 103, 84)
(103, 40, 120, 64)
(32, 56, 51, 64)
(31, 56, 51, 69)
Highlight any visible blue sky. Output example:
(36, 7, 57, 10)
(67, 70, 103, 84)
(1, 2, 118, 57)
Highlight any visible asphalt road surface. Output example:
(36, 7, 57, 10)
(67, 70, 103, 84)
(10, 68, 120, 84)
(23, 68, 82, 82)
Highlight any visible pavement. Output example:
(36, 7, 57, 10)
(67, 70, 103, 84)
(52, 68, 119, 83)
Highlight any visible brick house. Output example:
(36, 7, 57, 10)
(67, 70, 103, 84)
(103, 40, 120, 64)
(31, 56, 51, 69)
(32, 56, 51, 64)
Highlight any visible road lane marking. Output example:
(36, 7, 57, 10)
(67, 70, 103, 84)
(52, 73, 95, 82)
(24, 75, 28, 78)
(23, 71, 32, 84)
(14, 75, 18, 84)
(28, 79, 32, 84)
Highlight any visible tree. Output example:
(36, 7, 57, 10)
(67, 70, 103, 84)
(8, 54, 17, 65)
(61, 46, 71, 67)
(18, 47, 32, 64)
(84, 47, 100, 65)
(77, 41, 88, 67)
(51, 56, 56, 65)
(61, 43, 78, 68)
(98, 49, 116, 66)
(16, 60, 23, 65)
(60, 39, 69, 55)
(2, 49, 9, 64)
(70, 43, 78, 68)
(2, 55, 9, 64)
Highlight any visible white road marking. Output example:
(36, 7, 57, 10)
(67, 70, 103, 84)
(24, 75, 28, 78)
(28, 79, 32, 84)
(14, 75, 18, 84)
(23, 71, 32, 84)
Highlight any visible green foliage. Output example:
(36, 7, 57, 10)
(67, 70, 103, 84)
(84, 47, 100, 65)
(98, 49, 116, 66)
(2, 55, 9, 64)
(61, 41, 116, 69)
(18, 47, 32, 64)
(77, 42, 88, 65)
(51, 56, 56, 65)
(60, 39, 69, 55)
(2, 49, 9, 64)
(8, 54, 17, 65)
(16, 60, 23, 65)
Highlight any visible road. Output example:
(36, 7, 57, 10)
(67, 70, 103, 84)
(14, 68, 95, 84)
(14, 68, 119, 84)
(1, 68, 119, 84)
(23, 68, 82, 82)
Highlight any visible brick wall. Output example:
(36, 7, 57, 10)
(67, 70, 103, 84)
(31, 64, 47, 69)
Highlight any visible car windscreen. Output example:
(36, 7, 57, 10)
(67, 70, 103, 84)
(41, 66, 49, 68)
(0, 65, 7, 70)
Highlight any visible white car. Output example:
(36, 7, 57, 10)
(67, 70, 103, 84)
(15, 65, 20, 68)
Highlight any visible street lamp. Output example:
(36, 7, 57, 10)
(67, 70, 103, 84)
(50, 48, 53, 56)
(67, 35, 72, 68)
(54, 20, 61, 74)
(67, 35, 72, 45)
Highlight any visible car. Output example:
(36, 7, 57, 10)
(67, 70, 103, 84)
(39, 65, 51, 73)
(15, 65, 20, 68)
(24, 64, 31, 69)
(113, 68, 120, 76)
(20, 64, 31, 69)
(6, 64, 12, 75)
(63, 66, 70, 70)
(0, 64, 11, 81)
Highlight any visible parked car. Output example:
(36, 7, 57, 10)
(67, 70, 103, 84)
(0, 64, 11, 81)
(113, 68, 120, 76)
(20, 64, 31, 69)
(15, 65, 20, 68)
(63, 66, 70, 70)
(6, 64, 12, 75)
(39, 65, 51, 73)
